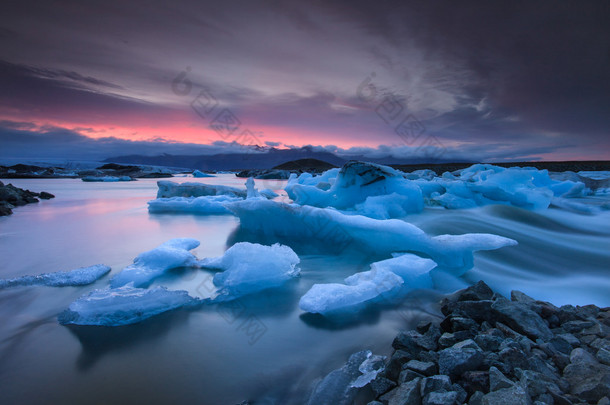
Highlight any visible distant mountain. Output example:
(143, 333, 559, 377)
(104, 146, 473, 171)
(105, 147, 347, 171)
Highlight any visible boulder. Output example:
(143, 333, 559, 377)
(491, 297, 553, 341)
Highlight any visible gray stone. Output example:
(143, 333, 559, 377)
(511, 290, 536, 305)
(459, 281, 495, 302)
(562, 320, 595, 333)
(454, 301, 495, 324)
(452, 339, 482, 351)
(475, 334, 503, 352)
(468, 391, 484, 405)
(492, 297, 553, 341)
(481, 385, 531, 405)
(371, 376, 397, 396)
(367, 402, 384, 405)
(489, 366, 514, 391)
(452, 383, 468, 404)
(519, 370, 560, 398)
(438, 348, 484, 377)
(405, 360, 436, 376)
(420, 375, 452, 397)
(461, 371, 489, 395)
(563, 348, 610, 402)
(597, 348, 610, 366)
(386, 350, 414, 381)
(399, 369, 425, 385)
(381, 377, 422, 405)
(423, 391, 458, 405)
(597, 397, 610, 405)
(550, 336, 573, 354)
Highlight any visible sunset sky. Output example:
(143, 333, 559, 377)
(1, 1, 609, 162)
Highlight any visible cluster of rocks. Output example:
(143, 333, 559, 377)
(367, 281, 610, 405)
(0, 181, 55, 216)
(235, 169, 293, 179)
(0, 163, 174, 179)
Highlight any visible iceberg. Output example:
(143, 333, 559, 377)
(227, 199, 517, 271)
(200, 242, 300, 300)
(110, 238, 200, 288)
(299, 254, 436, 314)
(0, 264, 110, 289)
(286, 161, 423, 217)
(147, 195, 241, 214)
(82, 176, 133, 182)
(156, 180, 247, 199)
(192, 170, 215, 178)
(307, 350, 385, 405)
(299, 267, 404, 314)
(58, 285, 199, 326)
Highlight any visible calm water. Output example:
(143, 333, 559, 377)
(1, 175, 609, 404)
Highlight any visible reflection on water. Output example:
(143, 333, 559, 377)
(0, 175, 609, 404)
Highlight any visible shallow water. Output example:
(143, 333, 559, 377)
(0, 175, 609, 405)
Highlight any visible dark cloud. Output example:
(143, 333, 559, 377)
(0, 0, 608, 161)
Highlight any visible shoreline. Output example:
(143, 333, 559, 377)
(366, 281, 610, 405)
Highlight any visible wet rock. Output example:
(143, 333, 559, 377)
(481, 385, 530, 405)
(460, 371, 489, 394)
(423, 391, 458, 405)
(438, 347, 484, 377)
(563, 348, 610, 402)
(468, 391, 484, 405)
(458, 281, 495, 302)
(489, 366, 513, 391)
(371, 376, 397, 396)
(405, 360, 437, 376)
(492, 297, 553, 341)
(420, 375, 452, 397)
(597, 348, 610, 366)
(381, 377, 422, 405)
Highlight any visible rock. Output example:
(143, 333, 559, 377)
(489, 366, 514, 391)
(452, 339, 482, 351)
(460, 371, 489, 394)
(368, 402, 384, 405)
(563, 348, 610, 402)
(38, 191, 54, 199)
(481, 385, 531, 405)
(459, 281, 495, 302)
(562, 320, 596, 333)
(454, 300, 495, 324)
(598, 397, 610, 405)
(497, 347, 531, 374)
(518, 369, 560, 398)
(399, 369, 425, 385)
(438, 348, 484, 377)
(469, 391, 484, 405)
(474, 334, 503, 352)
(405, 360, 437, 376)
(597, 348, 610, 366)
(511, 290, 536, 305)
(550, 336, 574, 354)
(423, 391, 458, 405)
(491, 297, 553, 341)
(452, 383, 468, 403)
(386, 350, 414, 381)
(442, 314, 480, 332)
(495, 322, 523, 339)
(393, 331, 427, 357)
(420, 375, 452, 397)
(381, 377, 422, 405)
(371, 376, 397, 396)
(439, 331, 475, 348)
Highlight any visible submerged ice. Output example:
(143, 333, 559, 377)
(200, 242, 300, 301)
(299, 254, 437, 314)
(58, 285, 199, 326)
(307, 350, 385, 405)
(110, 238, 200, 288)
(227, 199, 516, 271)
(0, 264, 110, 289)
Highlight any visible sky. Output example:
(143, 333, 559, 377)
(1, 0, 609, 163)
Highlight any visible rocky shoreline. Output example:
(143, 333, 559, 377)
(367, 281, 610, 405)
(0, 181, 55, 216)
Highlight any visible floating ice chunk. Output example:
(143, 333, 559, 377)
(370, 253, 436, 286)
(245, 177, 264, 200)
(259, 188, 279, 199)
(351, 353, 386, 388)
(299, 254, 436, 314)
(286, 161, 423, 217)
(227, 200, 517, 271)
(82, 176, 132, 182)
(354, 193, 419, 219)
(192, 170, 214, 178)
(58, 285, 199, 326)
(110, 238, 200, 288)
(156, 180, 247, 199)
(0, 264, 110, 289)
(147, 195, 241, 214)
(299, 268, 404, 314)
(200, 242, 300, 300)
(307, 350, 384, 405)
